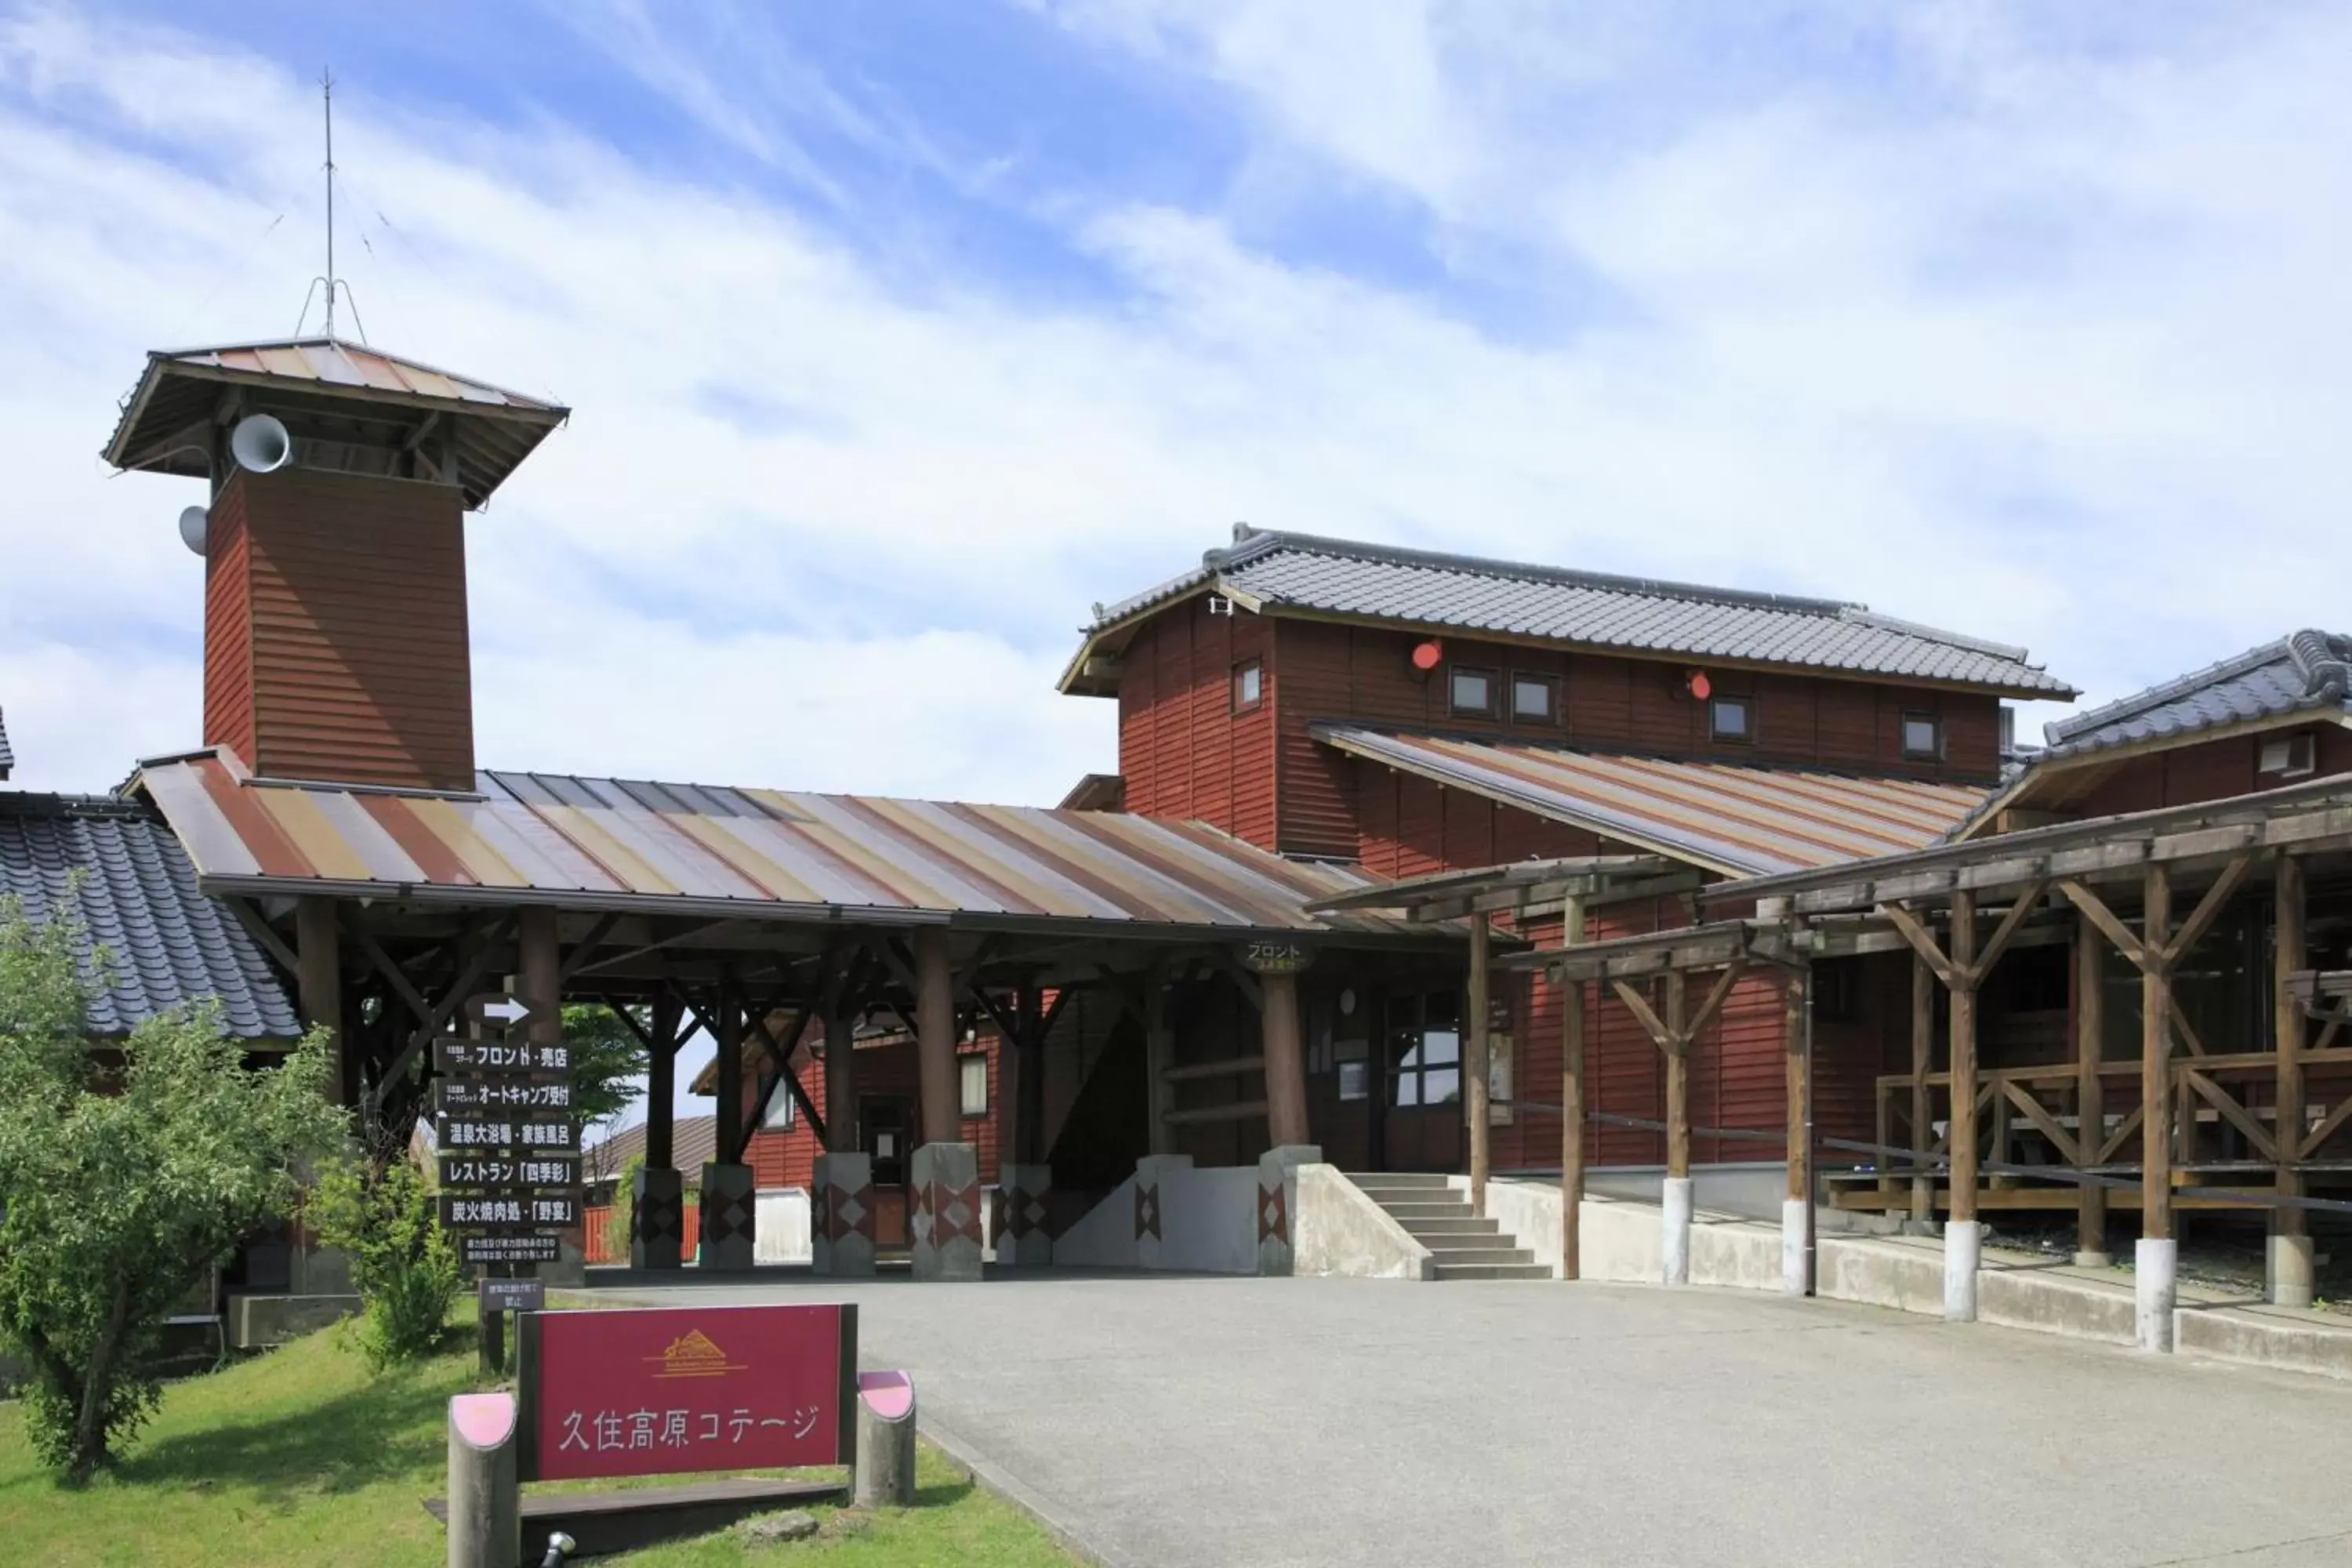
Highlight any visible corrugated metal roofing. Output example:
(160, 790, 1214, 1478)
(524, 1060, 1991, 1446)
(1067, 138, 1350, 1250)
(154, 338, 561, 412)
(104, 336, 568, 511)
(583, 1116, 720, 1188)
(2040, 630, 2352, 759)
(1315, 724, 1987, 877)
(132, 752, 1424, 940)
(1072, 529, 2071, 697)
(0, 793, 300, 1040)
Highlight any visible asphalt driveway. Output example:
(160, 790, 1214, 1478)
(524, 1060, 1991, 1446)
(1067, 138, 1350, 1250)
(596, 1269, 2352, 1568)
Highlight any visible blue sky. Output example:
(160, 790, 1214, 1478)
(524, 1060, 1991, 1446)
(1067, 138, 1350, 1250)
(5, 0, 2350, 1127)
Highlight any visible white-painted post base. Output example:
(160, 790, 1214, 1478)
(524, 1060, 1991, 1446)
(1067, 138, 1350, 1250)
(1780, 1198, 1808, 1297)
(2268, 1233, 2316, 1309)
(2136, 1238, 2178, 1352)
(1661, 1178, 1693, 1287)
(1943, 1219, 1980, 1323)
(2071, 1250, 2111, 1269)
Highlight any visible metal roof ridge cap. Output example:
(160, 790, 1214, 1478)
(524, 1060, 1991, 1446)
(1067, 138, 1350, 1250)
(154, 336, 570, 414)
(2045, 637, 2296, 743)
(1221, 529, 1860, 617)
(246, 773, 489, 801)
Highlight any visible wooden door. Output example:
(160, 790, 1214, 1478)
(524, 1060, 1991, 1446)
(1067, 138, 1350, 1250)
(862, 1094, 914, 1250)
(1376, 988, 1465, 1172)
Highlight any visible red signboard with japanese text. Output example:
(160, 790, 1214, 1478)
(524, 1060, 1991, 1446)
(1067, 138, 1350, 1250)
(519, 1303, 857, 1482)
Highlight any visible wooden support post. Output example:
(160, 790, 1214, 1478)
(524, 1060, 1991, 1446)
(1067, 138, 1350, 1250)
(825, 993, 859, 1155)
(997, 993, 1025, 1180)
(1262, 971, 1310, 1149)
(915, 928, 956, 1148)
(295, 897, 347, 1107)
(713, 985, 744, 1166)
(1783, 963, 1812, 1298)
(2273, 854, 2313, 1305)
(1465, 913, 1492, 1218)
(648, 991, 680, 1171)
(1664, 971, 1690, 1181)
(1947, 891, 1980, 1223)
(1910, 953, 1933, 1224)
(2074, 908, 2108, 1265)
(1559, 896, 1587, 1283)
(2141, 866, 2174, 1243)
(1145, 971, 1174, 1156)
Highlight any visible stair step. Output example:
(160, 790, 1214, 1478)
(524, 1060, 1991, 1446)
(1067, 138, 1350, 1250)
(1344, 1171, 1454, 1189)
(1371, 1200, 1472, 1220)
(1417, 1243, 1534, 1263)
(1431, 1261, 1553, 1281)
(1397, 1218, 1499, 1236)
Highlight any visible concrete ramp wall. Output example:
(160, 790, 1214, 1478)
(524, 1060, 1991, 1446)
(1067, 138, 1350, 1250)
(1051, 1164, 1258, 1274)
(1294, 1165, 1433, 1280)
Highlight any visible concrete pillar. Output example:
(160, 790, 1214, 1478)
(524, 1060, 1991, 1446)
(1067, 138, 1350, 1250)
(1134, 1152, 1190, 1271)
(1257, 1145, 1319, 1276)
(2137, 1237, 2177, 1352)
(1661, 1175, 1693, 1287)
(909, 1141, 982, 1281)
(916, 929, 957, 1147)
(630, 1165, 684, 1271)
(997, 1162, 1054, 1268)
(1781, 1199, 1808, 1298)
(814, 1152, 877, 1277)
(446, 1391, 520, 1568)
(1262, 971, 1310, 1149)
(2270, 1233, 2317, 1312)
(1944, 1218, 1980, 1323)
(699, 1161, 756, 1272)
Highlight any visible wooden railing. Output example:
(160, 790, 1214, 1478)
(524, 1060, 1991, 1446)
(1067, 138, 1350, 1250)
(1849, 1047, 2352, 1211)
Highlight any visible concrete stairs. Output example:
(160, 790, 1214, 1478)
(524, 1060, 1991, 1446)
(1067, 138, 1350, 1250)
(1348, 1172, 1549, 1280)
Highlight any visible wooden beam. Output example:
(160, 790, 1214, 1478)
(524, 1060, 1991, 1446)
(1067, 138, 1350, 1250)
(2143, 864, 2175, 1241)
(2299, 1094, 2352, 1161)
(1162, 1056, 1267, 1083)
(1968, 880, 2050, 982)
(295, 896, 347, 1105)
(1610, 979, 1675, 1055)
(2099, 1101, 2145, 1164)
(2056, 880, 2151, 971)
(1684, 961, 1745, 1042)
(1784, 966, 1810, 1209)
(1466, 913, 1492, 1218)
(1948, 889, 1981, 1221)
(1664, 971, 1690, 1180)
(556, 913, 622, 983)
(1559, 895, 1587, 1283)
(2000, 1079, 2078, 1165)
(2166, 854, 2254, 967)
(1911, 953, 1933, 1224)
(1880, 902, 1957, 989)
(2074, 908, 2107, 1260)
(647, 990, 681, 1170)
(2278, 855, 2310, 1240)
(2183, 1069, 2275, 1163)
(1164, 1099, 1269, 1127)
(225, 896, 300, 975)
(915, 928, 956, 1148)
(1263, 971, 1310, 1149)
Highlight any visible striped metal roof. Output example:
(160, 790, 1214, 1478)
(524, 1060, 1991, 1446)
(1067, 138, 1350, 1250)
(131, 751, 1421, 941)
(1315, 724, 1987, 877)
(151, 338, 561, 412)
(1066, 529, 2073, 699)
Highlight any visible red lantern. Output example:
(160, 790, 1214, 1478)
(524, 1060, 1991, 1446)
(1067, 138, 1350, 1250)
(1686, 670, 1712, 700)
(1411, 640, 1443, 672)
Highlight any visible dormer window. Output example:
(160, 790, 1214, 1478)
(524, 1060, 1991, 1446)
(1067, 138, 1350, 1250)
(1901, 712, 1944, 761)
(1710, 695, 1754, 743)
(2261, 733, 2317, 779)
(1449, 666, 1497, 719)
(1232, 658, 1263, 713)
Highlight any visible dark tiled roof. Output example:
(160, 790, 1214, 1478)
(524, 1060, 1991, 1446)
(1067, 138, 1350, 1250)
(1073, 528, 2073, 697)
(2042, 631, 2352, 759)
(582, 1115, 720, 1187)
(0, 708, 11, 779)
(0, 792, 299, 1040)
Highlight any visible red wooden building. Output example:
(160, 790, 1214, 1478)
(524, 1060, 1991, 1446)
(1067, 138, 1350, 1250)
(1054, 525, 2075, 1187)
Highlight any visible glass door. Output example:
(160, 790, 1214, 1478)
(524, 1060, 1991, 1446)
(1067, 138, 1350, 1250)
(1379, 989, 1464, 1172)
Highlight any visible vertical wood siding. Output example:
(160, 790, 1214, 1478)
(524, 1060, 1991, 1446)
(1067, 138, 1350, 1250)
(220, 468, 475, 790)
(201, 479, 256, 767)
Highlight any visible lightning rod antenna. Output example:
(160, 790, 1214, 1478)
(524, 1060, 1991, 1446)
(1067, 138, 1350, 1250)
(322, 67, 336, 339)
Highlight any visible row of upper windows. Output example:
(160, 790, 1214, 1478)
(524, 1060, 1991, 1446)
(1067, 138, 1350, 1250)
(1234, 655, 1949, 760)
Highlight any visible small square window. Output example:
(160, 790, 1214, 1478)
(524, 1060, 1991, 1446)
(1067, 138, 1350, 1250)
(1901, 713, 1943, 760)
(1449, 666, 1496, 717)
(2260, 734, 2316, 777)
(1232, 659, 1263, 713)
(761, 1080, 795, 1130)
(1510, 673, 1559, 724)
(958, 1053, 989, 1118)
(1710, 695, 1753, 742)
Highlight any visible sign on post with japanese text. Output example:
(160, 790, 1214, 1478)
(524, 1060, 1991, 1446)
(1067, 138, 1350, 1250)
(521, 1303, 858, 1481)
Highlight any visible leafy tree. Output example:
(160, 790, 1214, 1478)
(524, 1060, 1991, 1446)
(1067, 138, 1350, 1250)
(0, 894, 346, 1479)
(307, 1153, 461, 1369)
(562, 1002, 650, 1141)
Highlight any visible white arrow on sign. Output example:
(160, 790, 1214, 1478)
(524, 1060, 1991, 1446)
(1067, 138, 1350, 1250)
(479, 998, 532, 1025)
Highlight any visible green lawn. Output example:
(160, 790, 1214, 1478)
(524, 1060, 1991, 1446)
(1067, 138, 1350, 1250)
(0, 1316, 1075, 1566)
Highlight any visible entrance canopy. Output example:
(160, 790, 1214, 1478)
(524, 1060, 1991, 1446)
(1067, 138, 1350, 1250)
(132, 747, 1426, 946)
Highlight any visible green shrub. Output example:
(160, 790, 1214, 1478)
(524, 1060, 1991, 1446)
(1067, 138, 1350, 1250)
(308, 1155, 462, 1370)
